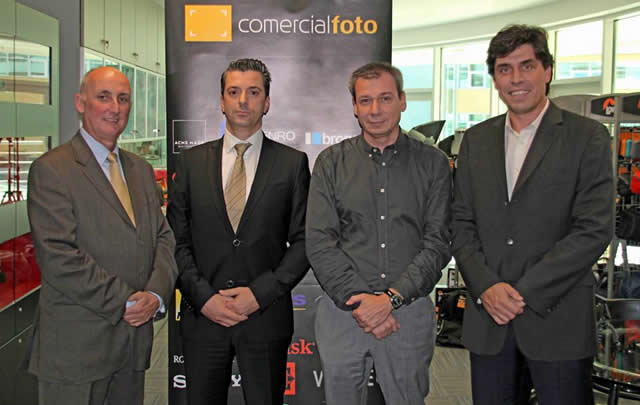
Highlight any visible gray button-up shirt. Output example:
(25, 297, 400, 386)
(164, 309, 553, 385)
(306, 132, 452, 310)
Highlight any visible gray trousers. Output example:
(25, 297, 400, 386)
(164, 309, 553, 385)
(315, 295, 435, 405)
(38, 369, 144, 405)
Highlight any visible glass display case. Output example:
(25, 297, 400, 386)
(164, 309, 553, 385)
(82, 49, 167, 171)
(0, 136, 49, 348)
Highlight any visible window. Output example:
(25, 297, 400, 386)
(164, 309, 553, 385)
(441, 42, 491, 137)
(555, 21, 603, 80)
(615, 15, 640, 92)
(392, 48, 434, 130)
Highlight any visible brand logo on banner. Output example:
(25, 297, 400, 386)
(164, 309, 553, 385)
(239, 15, 379, 35)
(305, 131, 354, 145)
(292, 293, 306, 310)
(622, 94, 640, 116)
(285, 362, 296, 395)
(174, 289, 182, 321)
(184, 4, 380, 43)
(185, 5, 232, 42)
(172, 120, 207, 153)
(591, 97, 615, 117)
(264, 130, 297, 144)
(288, 338, 316, 355)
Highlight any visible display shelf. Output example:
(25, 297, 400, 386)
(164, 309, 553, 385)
(553, 92, 640, 299)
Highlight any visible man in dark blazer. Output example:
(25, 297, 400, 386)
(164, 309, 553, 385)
(25, 66, 178, 404)
(452, 25, 613, 404)
(167, 58, 310, 405)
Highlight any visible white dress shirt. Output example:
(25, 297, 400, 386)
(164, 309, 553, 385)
(221, 129, 264, 200)
(504, 99, 550, 200)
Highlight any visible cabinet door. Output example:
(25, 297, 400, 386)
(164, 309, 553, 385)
(120, 0, 136, 64)
(134, 0, 148, 68)
(147, 1, 159, 73)
(0, 327, 38, 405)
(0, 202, 17, 347)
(157, 5, 165, 74)
(83, 0, 105, 52)
(0, 0, 15, 36)
(134, 69, 147, 138)
(104, 0, 121, 58)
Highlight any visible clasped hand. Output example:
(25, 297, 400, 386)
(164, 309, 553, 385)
(200, 287, 260, 327)
(346, 293, 399, 340)
(123, 291, 160, 327)
(480, 282, 525, 325)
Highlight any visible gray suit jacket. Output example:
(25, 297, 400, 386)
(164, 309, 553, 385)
(452, 102, 613, 361)
(25, 132, 178, 383)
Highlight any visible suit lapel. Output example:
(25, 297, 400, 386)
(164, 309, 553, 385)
(512, 102, 562, 198)
(487, 116, 509, 201)
(208, 140, 234, 233)
(71, 133, 133, 227)
(238, 135, 276, 233)
(120, 150, 145, 230)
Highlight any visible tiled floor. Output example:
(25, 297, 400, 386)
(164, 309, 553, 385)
(144, 319, 637, 405)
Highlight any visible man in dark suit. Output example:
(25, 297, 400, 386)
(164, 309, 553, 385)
(452, 25, 613, 404)
(167, 58, 310, 405)
(25, 66, 178, 405)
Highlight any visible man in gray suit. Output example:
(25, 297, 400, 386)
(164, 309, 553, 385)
(25, 66, 178, 405)
(452, 25, 613, 404)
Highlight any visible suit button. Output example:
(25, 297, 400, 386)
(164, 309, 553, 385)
(232, 239, 240, 247)
(506, 238, 514, 246)
(503, 201, 508, 207)
(226, 280, 235, 288)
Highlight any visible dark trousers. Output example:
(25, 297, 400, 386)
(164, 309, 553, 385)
(181, 310, 291, 405)
(470, 325, 594, 405)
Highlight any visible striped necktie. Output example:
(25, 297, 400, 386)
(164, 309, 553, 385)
(107, 152, 136, 227)
(224, 143, 251, 232)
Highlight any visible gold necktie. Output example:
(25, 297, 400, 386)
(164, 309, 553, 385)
(224, 143, 251, 232)
(107, 152, 136, 227)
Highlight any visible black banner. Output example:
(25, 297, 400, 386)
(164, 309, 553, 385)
(590, 96, 616, 117)
(165, 1, 392, 404)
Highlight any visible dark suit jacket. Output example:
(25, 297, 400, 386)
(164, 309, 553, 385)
(451, 102, 613, 361)
(25, 132, 178, 383)
(167, 135, 310, 341)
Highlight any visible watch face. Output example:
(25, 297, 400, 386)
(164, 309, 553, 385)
(391, 295, 404, 309)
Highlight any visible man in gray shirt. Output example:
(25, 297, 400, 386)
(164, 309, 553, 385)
(306, 62, 451, 404)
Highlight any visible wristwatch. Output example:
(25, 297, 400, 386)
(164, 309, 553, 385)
(385, 289, 404, 310)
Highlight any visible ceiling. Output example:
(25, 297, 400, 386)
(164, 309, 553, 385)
(393, 0, 558, 31)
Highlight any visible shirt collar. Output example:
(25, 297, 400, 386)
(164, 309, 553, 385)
(223, 128, 263, 153)
(505, 98, 550, 135)
(80, 127, 120, 164)
(358, 128, 408, 155)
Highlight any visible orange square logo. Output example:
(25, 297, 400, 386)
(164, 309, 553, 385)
(284, 362, 296, 395)
(185, 5, 232, 42)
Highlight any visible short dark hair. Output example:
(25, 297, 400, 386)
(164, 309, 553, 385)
(487, 25, 554, 94)
(220, 58, 271, 96)
(349, 62, 404, 101)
